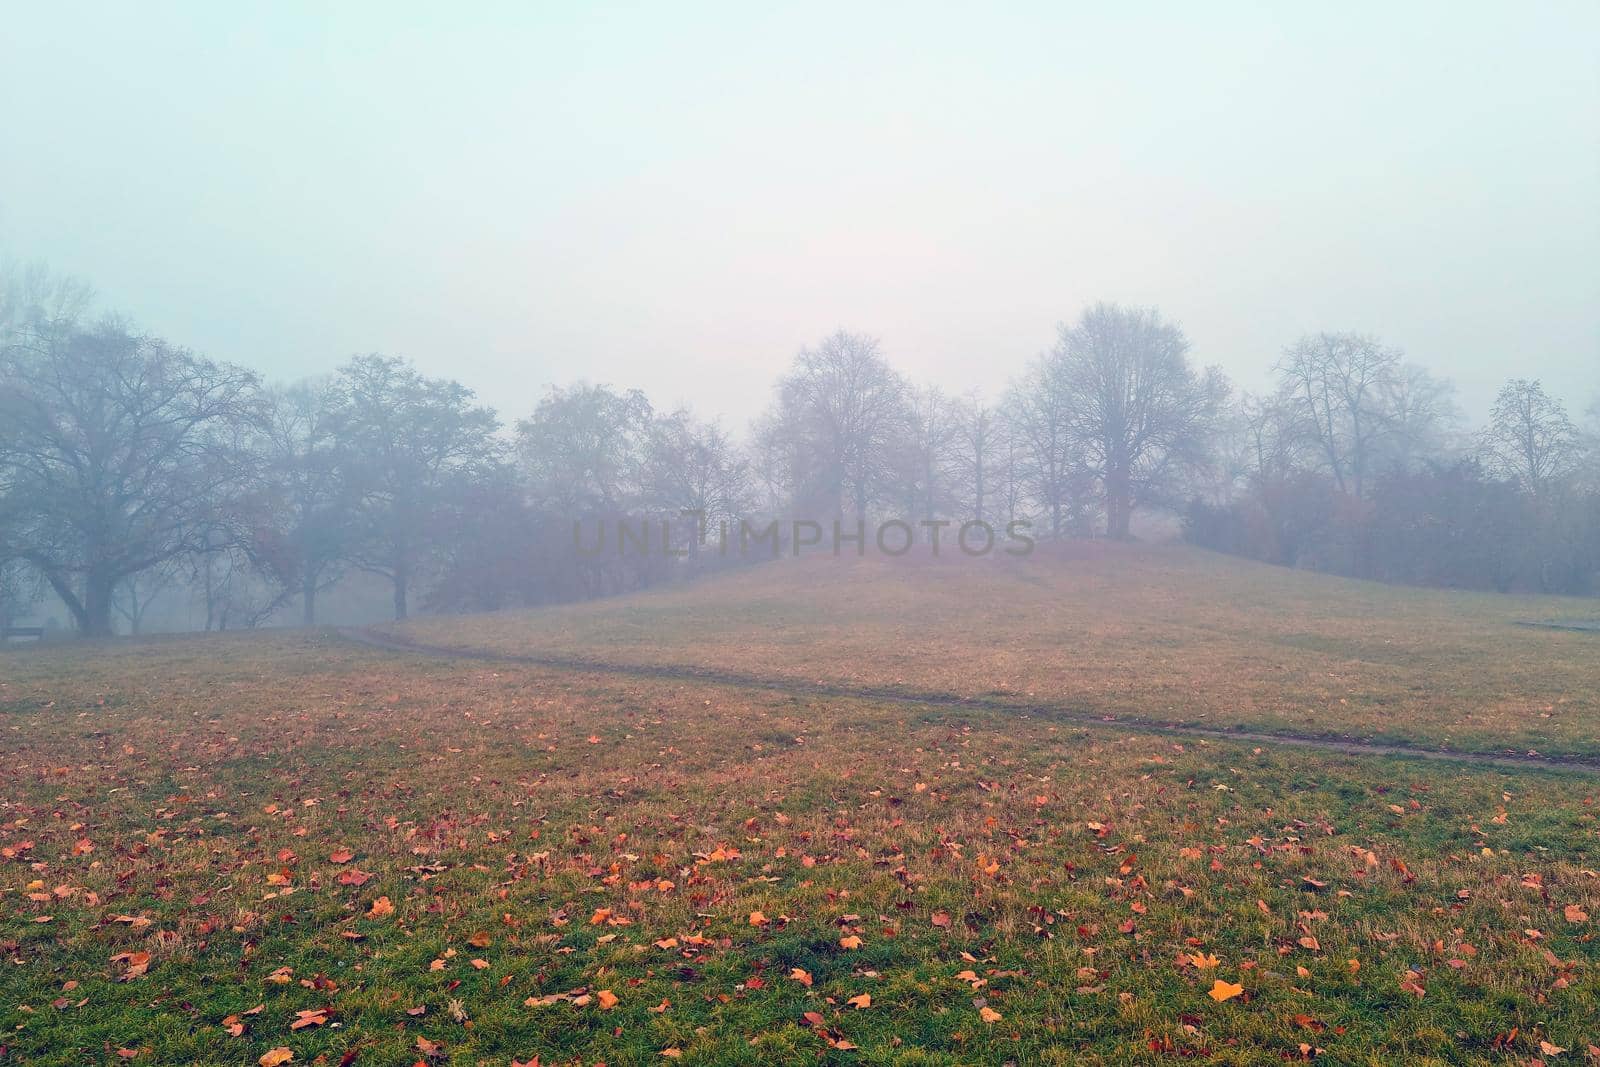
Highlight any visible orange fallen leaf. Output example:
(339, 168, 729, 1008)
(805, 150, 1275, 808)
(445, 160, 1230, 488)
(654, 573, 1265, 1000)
(367, 896, 394, 919)
(259, 1050, 293, 1067)
(979, 1005, 1002, 1023)
(789, 967, 813, 987)
(596, 989, 619, 1009)
(1209, 980, 1244, 1003)
(847, 992, 871, 1008)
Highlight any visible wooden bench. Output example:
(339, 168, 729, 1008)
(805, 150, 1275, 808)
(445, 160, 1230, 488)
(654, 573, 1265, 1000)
(1, 626, 45, 641)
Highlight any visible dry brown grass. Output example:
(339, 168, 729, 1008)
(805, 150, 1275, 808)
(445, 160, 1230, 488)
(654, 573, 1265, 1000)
(390, 543, 1600, 756)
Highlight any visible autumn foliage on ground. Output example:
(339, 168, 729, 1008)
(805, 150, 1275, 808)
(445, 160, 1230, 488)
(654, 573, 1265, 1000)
(2, 550, 1598, 1065)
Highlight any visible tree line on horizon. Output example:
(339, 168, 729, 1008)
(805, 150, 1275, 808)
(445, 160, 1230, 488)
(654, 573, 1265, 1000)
(2, 261, 1596, 637)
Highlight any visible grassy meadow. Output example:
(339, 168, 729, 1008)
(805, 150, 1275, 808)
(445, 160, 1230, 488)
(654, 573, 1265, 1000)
(1, 546, 1598, 1065)
(389, 543, 1600, 758)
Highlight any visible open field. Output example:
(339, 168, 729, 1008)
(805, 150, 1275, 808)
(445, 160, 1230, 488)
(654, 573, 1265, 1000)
(2, 549, 1599, 1065)
(389, 544, 1600, 759)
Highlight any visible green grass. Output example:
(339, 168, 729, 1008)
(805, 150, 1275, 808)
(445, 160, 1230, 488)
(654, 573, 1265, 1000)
(1, 551, 1598, 1064)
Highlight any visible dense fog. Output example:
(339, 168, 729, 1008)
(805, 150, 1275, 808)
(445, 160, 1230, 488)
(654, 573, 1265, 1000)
(3, 273, 1596, 637)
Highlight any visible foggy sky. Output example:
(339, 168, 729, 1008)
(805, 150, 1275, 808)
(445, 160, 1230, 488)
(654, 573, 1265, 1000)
(2, 2, 1596, 425)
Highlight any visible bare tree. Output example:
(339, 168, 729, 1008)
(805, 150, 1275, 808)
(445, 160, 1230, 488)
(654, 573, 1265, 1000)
(1238, 392, 1309, 488)
(517, 384, 653, 513)
(0, 321, 259, 636)
(249, 380, 359, 625)
(640, 409, 753, 544)
(1003, 353, 1080, 538)
(1056, 303, 1225, 539)
(1574, 394, 1600, 491)
(766, 331, 911, 521)
(899, 384, 962, 528)
(113, 558, 183, 636)
(0, 258, 93, 347)
(0, 557, 41, 630)
(951, 392, 1002, 523)
(335, 354, 501, 620)
(1376, 363, 1459, 474)
(1275, 332, 1401, 500)
(1480, 378, 1581, 494)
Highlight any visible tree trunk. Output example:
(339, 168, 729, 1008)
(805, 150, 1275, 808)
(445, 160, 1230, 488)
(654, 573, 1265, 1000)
(1105, 466, 1132, 540)
(84, 571, 116, 637)
(393, 570, 408, 621)
(302, 573, 318, 626)
(41, 568, 90, 636)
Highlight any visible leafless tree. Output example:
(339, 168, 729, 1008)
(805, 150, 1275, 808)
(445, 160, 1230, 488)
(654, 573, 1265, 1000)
(113, 558, 183, 636)
(0, 258, 93, 346)
(1579, 394, 1600, 491)
(1275, 332, 1401, 500)
(951, 392, 1003, 523)
(640, 409, 753, 550)
(0, 557, 41, 629)
(898, 384, 962, 528)
(517, 383, 653, 513)
(0, 320, 259, 636)
(1003, 353, 1080, 538)
(1056, 303, 1226, 539)
(249, 380, 359, 625)
(335, 354, 501, 620)
(766, 331, 911, 521)
(1480, 378, 1581, 494)
(1237, 392, 1309, 488)
(1376, 363, 1459, 474)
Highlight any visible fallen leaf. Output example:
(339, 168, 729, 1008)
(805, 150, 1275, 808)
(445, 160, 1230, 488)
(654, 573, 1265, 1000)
(1209, 980, 1244, 1003)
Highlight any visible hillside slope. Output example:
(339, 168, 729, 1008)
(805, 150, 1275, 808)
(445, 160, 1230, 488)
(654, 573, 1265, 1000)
(389, 543, 1600, 756)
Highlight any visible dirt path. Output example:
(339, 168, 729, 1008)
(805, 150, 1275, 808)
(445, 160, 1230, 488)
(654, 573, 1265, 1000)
(336, 627, 1600, 776)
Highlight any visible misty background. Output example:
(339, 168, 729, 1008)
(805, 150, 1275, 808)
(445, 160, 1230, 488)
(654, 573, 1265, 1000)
(2, 2, 1596, 423)
(2, 3, 1598, 638)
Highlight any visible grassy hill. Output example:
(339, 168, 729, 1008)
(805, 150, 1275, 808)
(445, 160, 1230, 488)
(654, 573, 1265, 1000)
(2, 546, 1598, 1064)
(390, 543, 1600, 757)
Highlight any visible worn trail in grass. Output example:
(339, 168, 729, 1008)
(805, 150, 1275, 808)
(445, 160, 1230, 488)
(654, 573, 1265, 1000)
(340, 625, 1600, 776)
(387, 545, 1600, 760)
